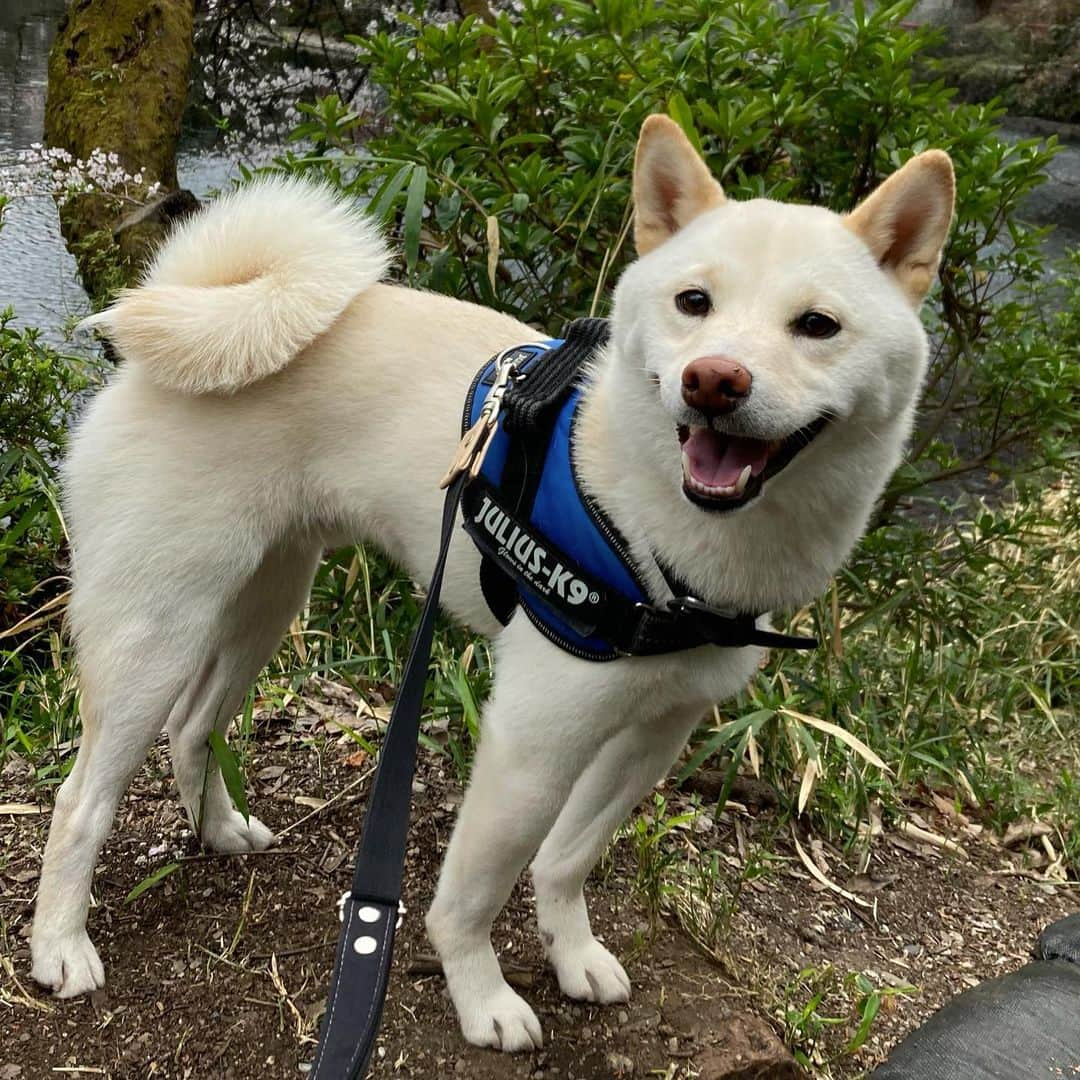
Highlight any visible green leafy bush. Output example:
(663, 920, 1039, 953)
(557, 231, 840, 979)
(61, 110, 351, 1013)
(0, 304, 98, 778)
(0, 313, 94, 624)
(282, 0, 1075, 510)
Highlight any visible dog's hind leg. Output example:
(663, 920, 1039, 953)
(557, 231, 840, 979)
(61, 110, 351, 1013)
(30, 633, 199, 998)
(165, 538, 321, 853)
(31, 529, 318, 999)
(530, 708, 698, 1004)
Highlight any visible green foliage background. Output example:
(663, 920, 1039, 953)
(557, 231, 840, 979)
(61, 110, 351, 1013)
(284, 0, 1075, 513)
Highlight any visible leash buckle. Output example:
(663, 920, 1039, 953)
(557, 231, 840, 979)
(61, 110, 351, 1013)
(666, 595, 755, 646)
(336, 892, 406, 930)
(440, 348, 521, 488)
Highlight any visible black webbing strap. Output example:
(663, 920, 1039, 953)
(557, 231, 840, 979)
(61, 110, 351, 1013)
(501, 317, 609, 433)
(309, 474, 467, 1080)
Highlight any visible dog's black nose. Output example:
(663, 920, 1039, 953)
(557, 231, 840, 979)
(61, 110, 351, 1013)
(681, 356, 752, 415)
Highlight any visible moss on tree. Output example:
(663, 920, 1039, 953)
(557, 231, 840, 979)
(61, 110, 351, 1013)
(44, 0, 196, 305)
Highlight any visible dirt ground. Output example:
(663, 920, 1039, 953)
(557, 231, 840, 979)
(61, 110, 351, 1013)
(1, 702, 1075, 1080)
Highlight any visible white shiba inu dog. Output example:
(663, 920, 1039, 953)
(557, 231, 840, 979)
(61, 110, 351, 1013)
(31, 115, 953, 1052)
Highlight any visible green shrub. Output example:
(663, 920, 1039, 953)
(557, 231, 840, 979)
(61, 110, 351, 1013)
(0, 313, 95, 625)
(281, 0, 1075, 511)
(0, 304, 98, 776)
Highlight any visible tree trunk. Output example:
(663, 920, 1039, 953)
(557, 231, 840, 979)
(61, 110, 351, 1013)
(44, 0, 197, 305)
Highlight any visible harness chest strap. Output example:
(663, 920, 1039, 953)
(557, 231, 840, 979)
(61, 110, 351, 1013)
(464, 477, 816, 654)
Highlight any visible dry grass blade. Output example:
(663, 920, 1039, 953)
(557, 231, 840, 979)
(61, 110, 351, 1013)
(797, 757, 819, 817)
(485, 214, 500, 291)
(267, 952, 315, 1043)
(779, 707, 891, 773)
(897, 819, 966, 856)
(0, 952, 53, 1013)
(1003, 819, 1054, 848)
(0, 803, 46, 815)
(792, 832, 873, 909)
(288, 615, 308, 664)
(0, 589, 70, 640)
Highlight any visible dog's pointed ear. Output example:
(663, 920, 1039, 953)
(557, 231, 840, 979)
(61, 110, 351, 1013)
(845, 150, 955, 306)
(633, 114, 725, 256)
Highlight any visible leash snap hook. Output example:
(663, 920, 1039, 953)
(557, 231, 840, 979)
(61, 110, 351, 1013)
(440, 348, 523, 489)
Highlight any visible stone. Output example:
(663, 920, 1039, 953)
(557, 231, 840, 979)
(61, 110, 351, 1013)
(694, 1014, 803, 1079)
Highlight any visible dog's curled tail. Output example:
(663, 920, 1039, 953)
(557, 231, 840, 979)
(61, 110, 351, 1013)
(82, 177, 389, 395)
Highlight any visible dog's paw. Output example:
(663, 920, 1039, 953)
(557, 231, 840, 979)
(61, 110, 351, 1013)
(31, 930, 105, 999)
(458, 985, 543, 1052)
(548, 938, 630, 1004)
(201, 810, 275, 854)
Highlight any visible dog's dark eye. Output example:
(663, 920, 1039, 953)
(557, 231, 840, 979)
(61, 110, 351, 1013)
(675, 289, 711, 317)
(794, 311, 841, 339)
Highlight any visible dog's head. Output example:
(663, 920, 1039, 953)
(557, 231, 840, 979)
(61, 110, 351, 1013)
(594, 116, 954, 608)
(609, 115, 954, 518)
(600, 118, 954, 609)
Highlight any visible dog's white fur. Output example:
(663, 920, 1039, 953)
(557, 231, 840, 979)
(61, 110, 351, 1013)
(32, 117, 953, 1052)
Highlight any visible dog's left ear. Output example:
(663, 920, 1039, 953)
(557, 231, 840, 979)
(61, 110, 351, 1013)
(845, 151, 955, 306)
(633, 114, 725, 256)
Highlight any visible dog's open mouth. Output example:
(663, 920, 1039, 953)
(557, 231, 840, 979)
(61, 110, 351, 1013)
(678, 417, 830, 511)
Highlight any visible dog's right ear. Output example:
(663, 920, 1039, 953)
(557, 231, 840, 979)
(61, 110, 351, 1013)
(633, 114, 725, 256)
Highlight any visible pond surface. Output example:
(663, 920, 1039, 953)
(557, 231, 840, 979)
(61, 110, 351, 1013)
(0, 0, 1076, 347)
(0, 0, 274, 343)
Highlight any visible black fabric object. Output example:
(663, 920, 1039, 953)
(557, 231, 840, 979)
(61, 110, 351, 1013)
(871, 913, 1080, 1080)
(500, 316, 609, 433)
(309, 474, 467, 1080)
(1038, 913, 1080, 963)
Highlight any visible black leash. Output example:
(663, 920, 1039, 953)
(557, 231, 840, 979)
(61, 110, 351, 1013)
(309, 473, 467, 1080)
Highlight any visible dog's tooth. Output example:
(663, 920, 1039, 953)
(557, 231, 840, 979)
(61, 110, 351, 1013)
(734, 465, 752, 495)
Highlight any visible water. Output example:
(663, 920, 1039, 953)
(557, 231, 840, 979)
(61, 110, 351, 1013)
(0, 0, 1076, 348)
(0, 0, 86, 338)
(0, 0, 274, 345)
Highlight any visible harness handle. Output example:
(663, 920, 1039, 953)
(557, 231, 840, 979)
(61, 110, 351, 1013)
(501, 316, 609, 432)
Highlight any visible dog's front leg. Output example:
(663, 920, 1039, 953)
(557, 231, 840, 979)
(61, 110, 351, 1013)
(531, 709, 699, 1004)
(425, 632, 620, 1052)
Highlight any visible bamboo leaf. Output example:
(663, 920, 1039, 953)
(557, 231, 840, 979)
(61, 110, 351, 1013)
(667, 92, 703, 155)
(125, 861, 182, 903)
(779, 708, 892, 773)
(797, 757, 819, 816)
(403, 164, 428, 274)
(676, 709, 773, 782)
(367, 162, 413, 224)
(208, 731, 250, 822)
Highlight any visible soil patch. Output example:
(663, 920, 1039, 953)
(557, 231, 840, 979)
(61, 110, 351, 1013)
(1, 716, 1075, 1079)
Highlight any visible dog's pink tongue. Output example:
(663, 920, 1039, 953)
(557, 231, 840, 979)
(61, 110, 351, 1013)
(683, 428, 769, 488)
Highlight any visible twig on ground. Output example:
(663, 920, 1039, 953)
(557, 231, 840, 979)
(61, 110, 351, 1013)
(408, 951, 534, 989)
(276, 768, 375, 838)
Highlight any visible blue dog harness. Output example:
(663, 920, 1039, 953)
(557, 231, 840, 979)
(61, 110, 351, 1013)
(459, 319, 818, 660)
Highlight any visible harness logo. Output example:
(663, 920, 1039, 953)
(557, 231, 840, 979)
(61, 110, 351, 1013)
(472, 493, 598, 607)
